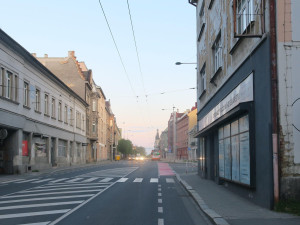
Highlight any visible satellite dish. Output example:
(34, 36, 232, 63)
(0, 129, 8, 140)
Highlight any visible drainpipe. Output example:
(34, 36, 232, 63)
(270, 0, 279, 205)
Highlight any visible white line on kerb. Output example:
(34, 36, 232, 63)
(158, 218, 164, 225)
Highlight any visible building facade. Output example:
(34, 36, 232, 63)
(188, 104, 197, 161)
(191, 0, 277, 208)
(36, 51, 99, 163)
(0, 29, 87, 174)
(159, 128, 168, 158)
(176, 113, 189, 160)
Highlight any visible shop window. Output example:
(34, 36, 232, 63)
(58, 139, 67, 157)
(218, 115, 250, 185)
(199, 137, 205, 172)
(76, 143, 81, 158)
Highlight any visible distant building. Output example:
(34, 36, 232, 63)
(0, 29, 87, 174)
(159, 128, 168, 158)
(168, 111, 184, 160)
(188, 104, 197, 160)
(154, 129, 160, 150)
(176, 112, 189, 160)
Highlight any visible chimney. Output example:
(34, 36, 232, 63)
(44, 54, 48, 58)
(68, 51, 75, 58)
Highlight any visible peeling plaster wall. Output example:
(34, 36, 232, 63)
(277, 0, 300, 200)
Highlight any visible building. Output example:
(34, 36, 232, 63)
(176, 112, 189, 160)
(96, 85, 107, 161)
(188, 104, 197, 160)
(190, 0, 280, 208)
(154, 129, 160, 150)
(0, 29, 87, 174)
(36, 51, 99, 163)
(167, 111, 184, 160)
(159, 128, 168, 158)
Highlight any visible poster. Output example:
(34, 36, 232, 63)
(231, 135, 240, 182)
(240, 132, 250, 185)
(224, 137, 231, 179)
(22, 140, 28, 156)
(219, 139, 225, 178)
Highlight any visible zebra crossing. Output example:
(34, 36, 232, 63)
(1, 177, 175, 185)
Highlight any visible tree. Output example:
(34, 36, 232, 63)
(117, 139, 133, 156)
(135, 146, 146, 156)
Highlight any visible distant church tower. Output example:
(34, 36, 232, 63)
(154, 129, 160, 150)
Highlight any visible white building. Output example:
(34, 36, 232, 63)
(0, 29, 88, 174)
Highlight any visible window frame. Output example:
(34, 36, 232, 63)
(44, 94, 49, 115)
(51, 98, 56, 119)
(24, 81, 29, 107)
(35, 88, 41, 112)
(58, 101, 62, 121)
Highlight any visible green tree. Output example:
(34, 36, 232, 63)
(117, 139, 133, 156)
(135, 146, 146, 156)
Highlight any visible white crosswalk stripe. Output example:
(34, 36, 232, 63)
(1, 179, 25, 184)
(99, 178, 114, 182)
(50, 178, 69, 183)
(0, 209, 70, 219)
(166, 178, 175, 183)
(17, 222, 51, 225)
(116, 178, 128, 183)
(32, 179, 53, 183)
(16, 179, 39, 183)
(133, 178, 143, 183)
(150, 178, 159, 183)
(82, 177, 99, 182)
(66, 178, 84, 183)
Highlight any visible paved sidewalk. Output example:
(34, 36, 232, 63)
(171, 163, 300, 225)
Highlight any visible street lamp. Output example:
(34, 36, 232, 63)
(175, 62, 197, 65)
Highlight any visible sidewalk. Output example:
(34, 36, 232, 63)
(171, 163, 300, 225)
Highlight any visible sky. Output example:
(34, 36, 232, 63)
(0, 0, 196, 153)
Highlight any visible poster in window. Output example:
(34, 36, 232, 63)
(240, 132, 250, 185)
(224, 137, 231, 179)
(231, 135, 240, 182)
(219, 139, 225, 178)
(35, 141, 46, 157)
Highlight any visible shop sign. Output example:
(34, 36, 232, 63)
(198, 73, 253, 131)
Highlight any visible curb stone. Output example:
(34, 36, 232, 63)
(175, 172, 230, 225)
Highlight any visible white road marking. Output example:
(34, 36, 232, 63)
(0, 209, 70, 219)
(16, 179, 39, 183)
(1, 179, 25, 184)
(1, 189, 102, 198)
(166, 178, 175, 183)
(0, 194, 93, 204)
(150, 178, 158, 183)
(133, 178, 143, 183)
(32, 179, 53, 183)
(82, 177, 99, 182)
(99, 178, 113, 182)
(20, 186, 107, 193)
(116, 178, 128, 183)
(158, 188, 162, 192)
(158, 184, 161, 187)
(158, 218, 164, 225)
(158, 199, 162, 203)
(158, 193, 162, 197)
(17, 222, 51, 225)
(0, 201, 83, 210)
(50, 178, 68, 183)
(66, 178, 83, 183)
(37, 183, 110, 189)
(158, 207, 163, 213)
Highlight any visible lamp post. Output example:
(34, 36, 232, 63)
(175, 62, 197, 65)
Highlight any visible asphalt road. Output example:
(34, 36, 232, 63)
(0, 160, 212, 225)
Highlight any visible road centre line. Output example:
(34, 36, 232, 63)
(0, 195, 94, 204)
(20, 186, 108, 193)
(48, 167, 139, 225)
(158, 218, 164, 225)
(158, 188, 162, 191)
(0, 209, 70, 219)
(158, 193, 162, 197)
(158, 199, 162, 203)
(158, 207, 163, 213)
(0, 201, 84, 210)
(1, 189, 102, 198)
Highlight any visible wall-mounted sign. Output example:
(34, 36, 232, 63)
(82, 143, 88, 146)
(198, 73, 253, 131)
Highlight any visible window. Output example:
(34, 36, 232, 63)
(24, 82, 29, 107)
(69, 108, 73, 126)
(58, 139, 67, 157)
(212, 34, 222, 74)
(6, 71, 12, 99)
(44, 94, 49, 115)
(14, 75, 18, 102)
(64, 105, 68, 123)
(51, 98, 56, 118)
(218, 115, 250, 185)
(35, 89, 41, 112)
(236, 0, 254, 34)
(82, 115, 85, 131)
(198, 63, 206, 96)
(92, 121, 96, 133)
(92, 100, 96, 111)
(58, 102, 62, 121)
(0, 68, 4, 96)
(76, 111, 81, 129)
